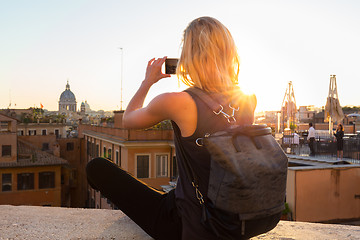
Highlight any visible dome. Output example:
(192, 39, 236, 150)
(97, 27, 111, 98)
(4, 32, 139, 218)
(84, 100, 91, 111)
(58, 81, 77, 113)
(60, 90, 76, 101)
(59, 81, 76, 102)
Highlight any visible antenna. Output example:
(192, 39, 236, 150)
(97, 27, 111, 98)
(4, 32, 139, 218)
(119, 47, 124, 110)
(8, 89, 11, 108)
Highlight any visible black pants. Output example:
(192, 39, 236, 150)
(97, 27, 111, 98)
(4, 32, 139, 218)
(309, 137, 315, 156)
(87, 158, 281, 240)
(86, 157, 182, 240)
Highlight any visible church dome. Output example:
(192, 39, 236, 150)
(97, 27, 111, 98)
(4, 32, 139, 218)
(58, 81, 77, 113)
(59, 81, 76, 102)
(84, 100, 91, 111)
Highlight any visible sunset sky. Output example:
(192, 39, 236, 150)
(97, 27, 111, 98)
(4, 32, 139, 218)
(1, 0, 359, 112)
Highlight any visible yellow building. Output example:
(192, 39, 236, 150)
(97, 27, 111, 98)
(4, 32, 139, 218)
(17, 122, 68, 139)
(79, 111, 176, 209)
(0, 113, 68, 207)
(0, 114, 17, 163)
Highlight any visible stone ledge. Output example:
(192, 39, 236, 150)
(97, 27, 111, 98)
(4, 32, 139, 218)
(0, 205, 359, 240)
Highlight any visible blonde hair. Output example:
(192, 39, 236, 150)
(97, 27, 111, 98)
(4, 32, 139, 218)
(176, 17, 240, 92)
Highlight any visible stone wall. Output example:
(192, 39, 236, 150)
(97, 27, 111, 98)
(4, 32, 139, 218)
(0, 205, 359, 239)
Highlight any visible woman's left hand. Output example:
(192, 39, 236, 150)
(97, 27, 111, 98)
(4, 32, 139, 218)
(144, 57, 171, 86)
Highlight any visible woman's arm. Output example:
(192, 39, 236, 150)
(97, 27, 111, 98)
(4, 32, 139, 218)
(123, 57, 170, 129)
(122, 57, 197, 136)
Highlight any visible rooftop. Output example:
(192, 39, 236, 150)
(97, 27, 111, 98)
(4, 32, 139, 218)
(288, 154, 360, 169)
(0, 140, 68, 168)
(0, 205, 359, 239)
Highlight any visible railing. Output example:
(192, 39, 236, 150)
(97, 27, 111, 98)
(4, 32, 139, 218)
(281, 135, 360, 163)
(79, 124, 173, 141)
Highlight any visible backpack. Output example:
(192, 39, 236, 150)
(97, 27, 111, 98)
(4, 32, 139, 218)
(182, 88, 288, 239)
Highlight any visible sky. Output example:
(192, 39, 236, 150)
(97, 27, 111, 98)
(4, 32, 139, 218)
(1, 0, 360, 112)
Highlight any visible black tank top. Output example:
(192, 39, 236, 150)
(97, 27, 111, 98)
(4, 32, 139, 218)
(173, 88, 255, 204)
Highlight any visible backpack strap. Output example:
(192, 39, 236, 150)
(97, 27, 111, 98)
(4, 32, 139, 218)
(181, 87, 239, 206)
(177, 139, 205, 205)
(186, 87, 239, 124)
(186, 87, 223, 113)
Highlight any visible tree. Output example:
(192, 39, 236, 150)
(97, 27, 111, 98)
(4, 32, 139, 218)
(342, 106, 360, 114)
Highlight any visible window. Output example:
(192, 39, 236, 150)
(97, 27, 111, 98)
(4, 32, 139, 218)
(156, 155, 168, 177)
(103, 147, 107, 158)
(137, 155, 149, 178)
(108, 149, 112, 160)
(2, 173, 12, 192)
(96, 145, 99, 157)
(91, 143, 95, 157)
(172, 156, 178, 179)
(39, 172, 55, 189)
(55, 129, 59, 138)
(70, 170, 77, 182)
(42, 129, 47, 135)
(0, 121, 9, 132)
(17, 173, 34, 190)
(115, 150, 119, 166)
(2, 145, 11, 157)
(89, 142, 93, 157)
(87, 140, 90, 155)
(67, 142, 74, 151)
(29, 130, 36, 136)
(17, 130, 24, 136)
(42, 143, 49, 151)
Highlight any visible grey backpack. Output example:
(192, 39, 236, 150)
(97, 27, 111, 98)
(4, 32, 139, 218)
(183, 88, 288, 239)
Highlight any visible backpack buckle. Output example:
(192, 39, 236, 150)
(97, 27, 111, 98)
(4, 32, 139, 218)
(213, 104, 239, 123)
(213, 104, 224, 115)
(229, 104, 239, 117)
(192, 182, 204, 205)
(195, 133, 210, 147)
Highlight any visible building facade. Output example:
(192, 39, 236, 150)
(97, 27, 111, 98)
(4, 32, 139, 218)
(0, 114, 68, 207)
(79, 111, 177, 209)
(0, 114, 17, 163)
(17, 122, 68, 139)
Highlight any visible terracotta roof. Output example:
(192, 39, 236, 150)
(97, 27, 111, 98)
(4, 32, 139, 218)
(0, 139, 68, 168)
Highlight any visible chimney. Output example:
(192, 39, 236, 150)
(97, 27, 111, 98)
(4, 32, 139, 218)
(53, 143, 60, 157)
(113, 110, 124, 128)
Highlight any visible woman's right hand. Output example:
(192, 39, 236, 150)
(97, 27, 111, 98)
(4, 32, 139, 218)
(143, 57, 171, 87)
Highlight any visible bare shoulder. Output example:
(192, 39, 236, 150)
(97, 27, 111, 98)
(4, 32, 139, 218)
(153, 91, 196, 137)
(151, 91, 195, 111)
(155, 91, 193, 103)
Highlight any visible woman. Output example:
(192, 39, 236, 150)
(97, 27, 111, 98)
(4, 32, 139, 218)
(86, 17, 275, 239)
(334, 123, 344, 160)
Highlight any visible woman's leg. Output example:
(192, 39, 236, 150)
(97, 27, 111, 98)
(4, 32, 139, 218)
(86, 157, 181, 240)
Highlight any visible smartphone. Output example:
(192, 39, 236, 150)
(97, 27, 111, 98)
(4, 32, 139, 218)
(165, 58, 179, 75)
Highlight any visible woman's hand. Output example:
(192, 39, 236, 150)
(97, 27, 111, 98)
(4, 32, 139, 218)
(143, 57, 171, 86)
